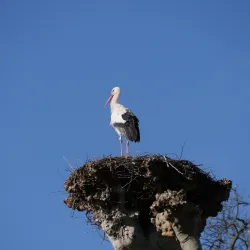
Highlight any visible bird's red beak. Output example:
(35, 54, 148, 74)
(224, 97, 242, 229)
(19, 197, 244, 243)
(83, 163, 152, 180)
(104, 94, 113, 107)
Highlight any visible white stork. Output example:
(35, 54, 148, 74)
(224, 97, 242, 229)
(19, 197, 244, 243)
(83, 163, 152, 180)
(104, 87, 140, 156)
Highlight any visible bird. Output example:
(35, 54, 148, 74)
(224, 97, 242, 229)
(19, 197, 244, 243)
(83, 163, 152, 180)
(104, 87, 140, 156)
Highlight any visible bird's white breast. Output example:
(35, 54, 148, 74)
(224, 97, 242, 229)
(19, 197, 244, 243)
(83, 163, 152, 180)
(110, 104, 127, 125)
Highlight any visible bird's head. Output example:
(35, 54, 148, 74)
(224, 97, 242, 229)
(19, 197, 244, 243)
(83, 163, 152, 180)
(104, 87, 121, 107)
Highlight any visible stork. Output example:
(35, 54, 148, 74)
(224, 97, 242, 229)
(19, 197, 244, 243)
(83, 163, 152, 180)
(104, 87, 140, 156)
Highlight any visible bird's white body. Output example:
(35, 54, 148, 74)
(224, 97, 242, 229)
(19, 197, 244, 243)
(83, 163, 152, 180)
(110, 103, 127, 137)
(104, 87, 140, 156)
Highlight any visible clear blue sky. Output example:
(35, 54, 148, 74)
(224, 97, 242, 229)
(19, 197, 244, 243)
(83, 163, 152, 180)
(2, 1, 250, 249)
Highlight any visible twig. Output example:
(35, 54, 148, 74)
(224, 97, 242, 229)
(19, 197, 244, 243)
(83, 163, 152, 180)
(179, 140, 186, 160)
(122, 176, 138, 190)
(63, 156, 75, 171)
(163, 155, 184, 175)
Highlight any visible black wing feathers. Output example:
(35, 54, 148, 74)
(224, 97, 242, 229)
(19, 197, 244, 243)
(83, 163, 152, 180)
(122, 109, 140, 142)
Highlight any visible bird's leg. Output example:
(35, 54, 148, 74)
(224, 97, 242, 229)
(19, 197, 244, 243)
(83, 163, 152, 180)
(126, 140, 129, 157)
(119, 137, 123, 156)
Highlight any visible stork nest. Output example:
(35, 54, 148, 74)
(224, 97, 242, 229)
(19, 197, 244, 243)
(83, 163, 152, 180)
(64, 154, 231, 233)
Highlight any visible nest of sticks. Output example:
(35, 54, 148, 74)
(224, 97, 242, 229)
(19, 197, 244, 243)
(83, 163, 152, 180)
(64, 154, 231, 235)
